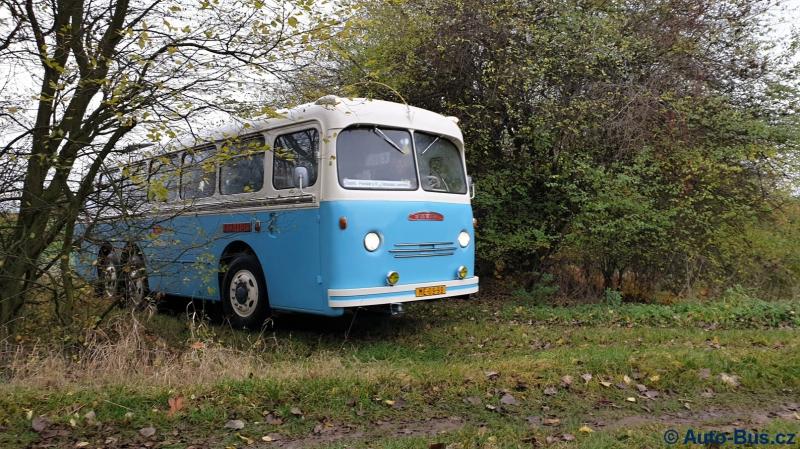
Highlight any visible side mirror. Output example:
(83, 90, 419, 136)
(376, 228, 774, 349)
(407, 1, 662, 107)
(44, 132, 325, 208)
(467, 175, 475, 199)
(294, 166, 309, 191)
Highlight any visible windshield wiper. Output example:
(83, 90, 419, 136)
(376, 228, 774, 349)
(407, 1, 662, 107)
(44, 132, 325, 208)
(373, 127, 406, 154)
(420, 136, 440, 155)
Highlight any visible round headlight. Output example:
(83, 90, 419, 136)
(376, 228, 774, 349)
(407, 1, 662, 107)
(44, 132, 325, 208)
(457, 265, 468, 279)
(458, 231, 470, 248)
(364, 232, 381, 252)
(387, 271, 400, 286)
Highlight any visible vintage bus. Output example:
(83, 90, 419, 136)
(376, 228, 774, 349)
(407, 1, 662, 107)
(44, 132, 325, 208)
(74, 96, 478, 327)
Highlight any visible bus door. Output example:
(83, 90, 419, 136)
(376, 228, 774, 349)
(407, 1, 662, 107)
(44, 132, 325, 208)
(259, 126, 325, 313)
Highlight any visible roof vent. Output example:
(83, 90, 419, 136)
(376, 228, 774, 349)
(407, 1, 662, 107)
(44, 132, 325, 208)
(315, 95, 339, 106)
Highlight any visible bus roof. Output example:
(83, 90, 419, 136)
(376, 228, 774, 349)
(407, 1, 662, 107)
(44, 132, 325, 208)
(168, 96, 464, 151)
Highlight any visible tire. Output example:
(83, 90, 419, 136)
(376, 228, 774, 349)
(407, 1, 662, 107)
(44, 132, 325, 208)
(221, 254, 270, 329)
(124, 249, 150, 309)
(97, 247, 121, 300)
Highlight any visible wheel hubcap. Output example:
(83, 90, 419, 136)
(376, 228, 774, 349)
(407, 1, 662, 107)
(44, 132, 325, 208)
(229, 270, 258, 317)
(103, 264, 117, 298)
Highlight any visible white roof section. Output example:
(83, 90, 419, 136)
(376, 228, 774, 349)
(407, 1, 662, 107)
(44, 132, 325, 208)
(170, 96, 464, 150)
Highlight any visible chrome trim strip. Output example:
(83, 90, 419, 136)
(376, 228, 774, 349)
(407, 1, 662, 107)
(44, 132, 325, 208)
(329, 285, 479, 307)
(393, 253, 455, 258)
(389, 248, 456, 253)
(393, 241, 453, 247)
(328, 277, 478, 297)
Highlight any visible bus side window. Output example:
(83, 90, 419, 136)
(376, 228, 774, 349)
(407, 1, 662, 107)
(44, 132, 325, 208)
(273, 129, 319, 190)
(121, 162, 148, 208)
(219, 137, 265, 195)
(149, 155, 181, 202)
(182, 146, 216, 199)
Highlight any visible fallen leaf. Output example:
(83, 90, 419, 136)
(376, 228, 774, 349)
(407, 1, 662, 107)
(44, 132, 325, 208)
(485, 371, 500, 380)
(261, 433, 282, 442)
(84, 410, 97, 425)
(580, 373, 593, 384)
(264, 412, 283, 425)
(623, 375, 632, 384)
(224, 420, 245, 430)
(237, 434, 254, 444)
(485, 404, 497, 411)
(464, 396, 482, 406)
(543, 386, 558, 396)
(31, 416, 50, 432)
(526, 416, 542, 426)
(701, 389, 715, 398)
(562, 433, 576, 441)
(625, 397, 636, 403)
(190, 341, 206, 350)
(168, 396, 185, 417)
(579, 425, 593, 433)
(75, 443, 90, 448)
(561, 375, 574, 387)
(599, 381, 612, 387)
(644, 390, 659, 399)
(649, 375, 660, 383)
(543, 418, 561, 426)
(500, 393, 518, 405)
(25, 409, 33, 420)
(636, 384, 648, 393)
(384, 399, 395, 406)
(719, 373, 740, 388)
(139, 426, 156, 437)
(290, 407, 303, 417)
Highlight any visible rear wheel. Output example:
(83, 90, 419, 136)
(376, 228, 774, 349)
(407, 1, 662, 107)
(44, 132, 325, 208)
(221, 254, 270, 329)
(97, 246, 120, 300)
(124, 250, 149, 309)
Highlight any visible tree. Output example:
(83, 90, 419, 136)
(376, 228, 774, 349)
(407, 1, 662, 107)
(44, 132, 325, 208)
(312, 0, 800, 297)
(0, 0, 338, 329)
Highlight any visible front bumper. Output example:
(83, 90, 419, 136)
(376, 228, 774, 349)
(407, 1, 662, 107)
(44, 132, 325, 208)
(328, 277, 479, 308)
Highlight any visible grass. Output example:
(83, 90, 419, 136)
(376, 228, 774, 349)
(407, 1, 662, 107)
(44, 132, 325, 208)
(1, 285, 798, 448)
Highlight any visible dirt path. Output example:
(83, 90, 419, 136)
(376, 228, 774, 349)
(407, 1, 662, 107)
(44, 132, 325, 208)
(254, 401, 800, 448)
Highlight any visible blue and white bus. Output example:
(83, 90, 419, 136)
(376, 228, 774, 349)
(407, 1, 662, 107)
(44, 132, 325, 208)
(75, 96, 479, 327)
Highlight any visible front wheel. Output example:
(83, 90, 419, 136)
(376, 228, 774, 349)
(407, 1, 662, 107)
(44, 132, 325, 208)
(221, 254, 270, 329)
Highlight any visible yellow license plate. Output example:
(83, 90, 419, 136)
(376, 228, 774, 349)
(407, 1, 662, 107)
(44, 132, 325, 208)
(415, 285, 446, 297)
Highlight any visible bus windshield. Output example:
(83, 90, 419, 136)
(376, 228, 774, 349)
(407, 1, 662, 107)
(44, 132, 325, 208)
(337, 127, 466, 193)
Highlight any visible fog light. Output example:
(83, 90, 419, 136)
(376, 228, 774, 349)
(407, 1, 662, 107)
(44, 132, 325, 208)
(457, 265, 468, 279)
(387, 271, 400, 286)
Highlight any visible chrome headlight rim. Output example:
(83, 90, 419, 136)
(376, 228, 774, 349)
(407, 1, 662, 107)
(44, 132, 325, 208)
(364, 232, 381, 252)
(386, 270, 400, 286)
(457, 230, 471, 248)
(457, 265, 468, 279)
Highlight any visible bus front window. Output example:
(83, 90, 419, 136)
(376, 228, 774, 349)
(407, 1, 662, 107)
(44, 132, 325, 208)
(415, 132, 467, 194)
(337, 127, 418, 190)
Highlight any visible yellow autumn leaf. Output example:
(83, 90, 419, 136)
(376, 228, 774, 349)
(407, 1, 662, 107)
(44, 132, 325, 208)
(579, 425, 593, 433)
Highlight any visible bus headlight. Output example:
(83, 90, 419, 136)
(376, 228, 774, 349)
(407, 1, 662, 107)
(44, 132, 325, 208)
(458, 231, 470, 248)
(364, 232, 381, 252)
(457, 265, 468, 279)
(387, 271, 400, 286)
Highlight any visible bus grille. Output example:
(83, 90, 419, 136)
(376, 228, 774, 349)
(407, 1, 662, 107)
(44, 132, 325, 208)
(389, 241, 456, 258)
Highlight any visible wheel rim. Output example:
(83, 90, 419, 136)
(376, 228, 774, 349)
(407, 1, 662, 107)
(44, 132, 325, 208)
(126, 255, 147, 306)
(229, 269, 259, 318)
(103, 263, 117, 298)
